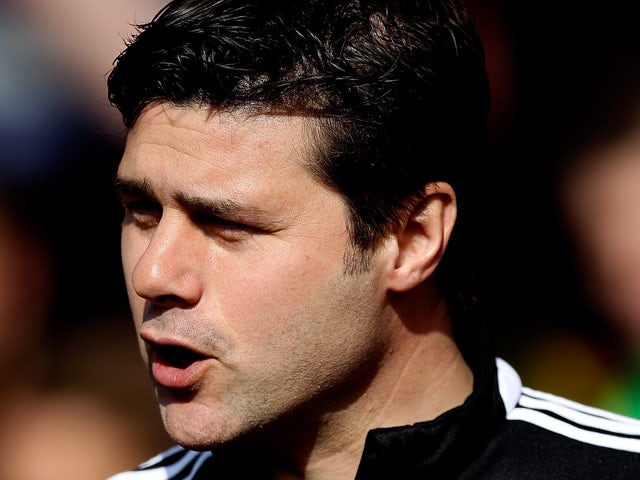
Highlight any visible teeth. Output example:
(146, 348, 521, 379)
(156, 345, 204, 369)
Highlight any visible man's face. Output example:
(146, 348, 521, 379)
(117, 103, 392, 449)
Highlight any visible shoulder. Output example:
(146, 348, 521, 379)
(510, 384, 640, 452)
(491, 358, 640, 477)
(498, 357, 640, 452)
(106, 445, 213, 480)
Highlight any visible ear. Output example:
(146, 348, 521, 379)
(387, 182, 457, 292)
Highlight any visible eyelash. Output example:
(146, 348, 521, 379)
(121, 199, 256, 238)
(191, 211, 250, 231)
(122, 200, 161, 228)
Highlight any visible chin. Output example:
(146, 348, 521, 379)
(160, 401, 238, 451)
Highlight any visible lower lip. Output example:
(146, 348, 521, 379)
(150, 354, 211, 389)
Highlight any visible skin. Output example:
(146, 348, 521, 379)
(117, 102, 472, 479)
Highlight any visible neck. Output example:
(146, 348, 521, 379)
(241, 286, 473, 480)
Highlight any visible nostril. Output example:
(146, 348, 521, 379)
(142, 294, 196, 313)
(154, 294, 193, 308)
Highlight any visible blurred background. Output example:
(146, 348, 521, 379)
(469, 0, 640, 419)
(0, 2, 171, 479)
(2, 0, 640, 478)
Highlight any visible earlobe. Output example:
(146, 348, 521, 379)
(387, 182, 457, 292)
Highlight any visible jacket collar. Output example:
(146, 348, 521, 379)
(355, 318, 506, 479)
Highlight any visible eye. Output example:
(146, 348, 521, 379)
(191, 212, 260, 241)
(192, 211, 242, 229)
(121, 199, 162, 229)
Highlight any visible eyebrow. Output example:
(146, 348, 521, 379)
(114, 177, 154, 200)
(113, 176, 285, 230)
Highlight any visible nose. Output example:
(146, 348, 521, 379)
(131, 213, 203, 308)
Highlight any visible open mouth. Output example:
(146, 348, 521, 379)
(153, 344, 207, 369)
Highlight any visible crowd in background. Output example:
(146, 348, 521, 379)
(2, 0, 640, 477)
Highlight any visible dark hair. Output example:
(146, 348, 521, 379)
(108, 0, 490, 309)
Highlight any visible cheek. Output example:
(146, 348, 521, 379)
(213, 246, 383, 361)
(210, 243, 338, 326)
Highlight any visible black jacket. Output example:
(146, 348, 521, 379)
(108, 339, 640, 479)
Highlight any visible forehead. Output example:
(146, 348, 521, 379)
(122, 102, 321, 185)
(128, 102, 317, 157)
(118, 102, 345, 224)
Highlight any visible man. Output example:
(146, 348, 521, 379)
(106, 0, 640, 478)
